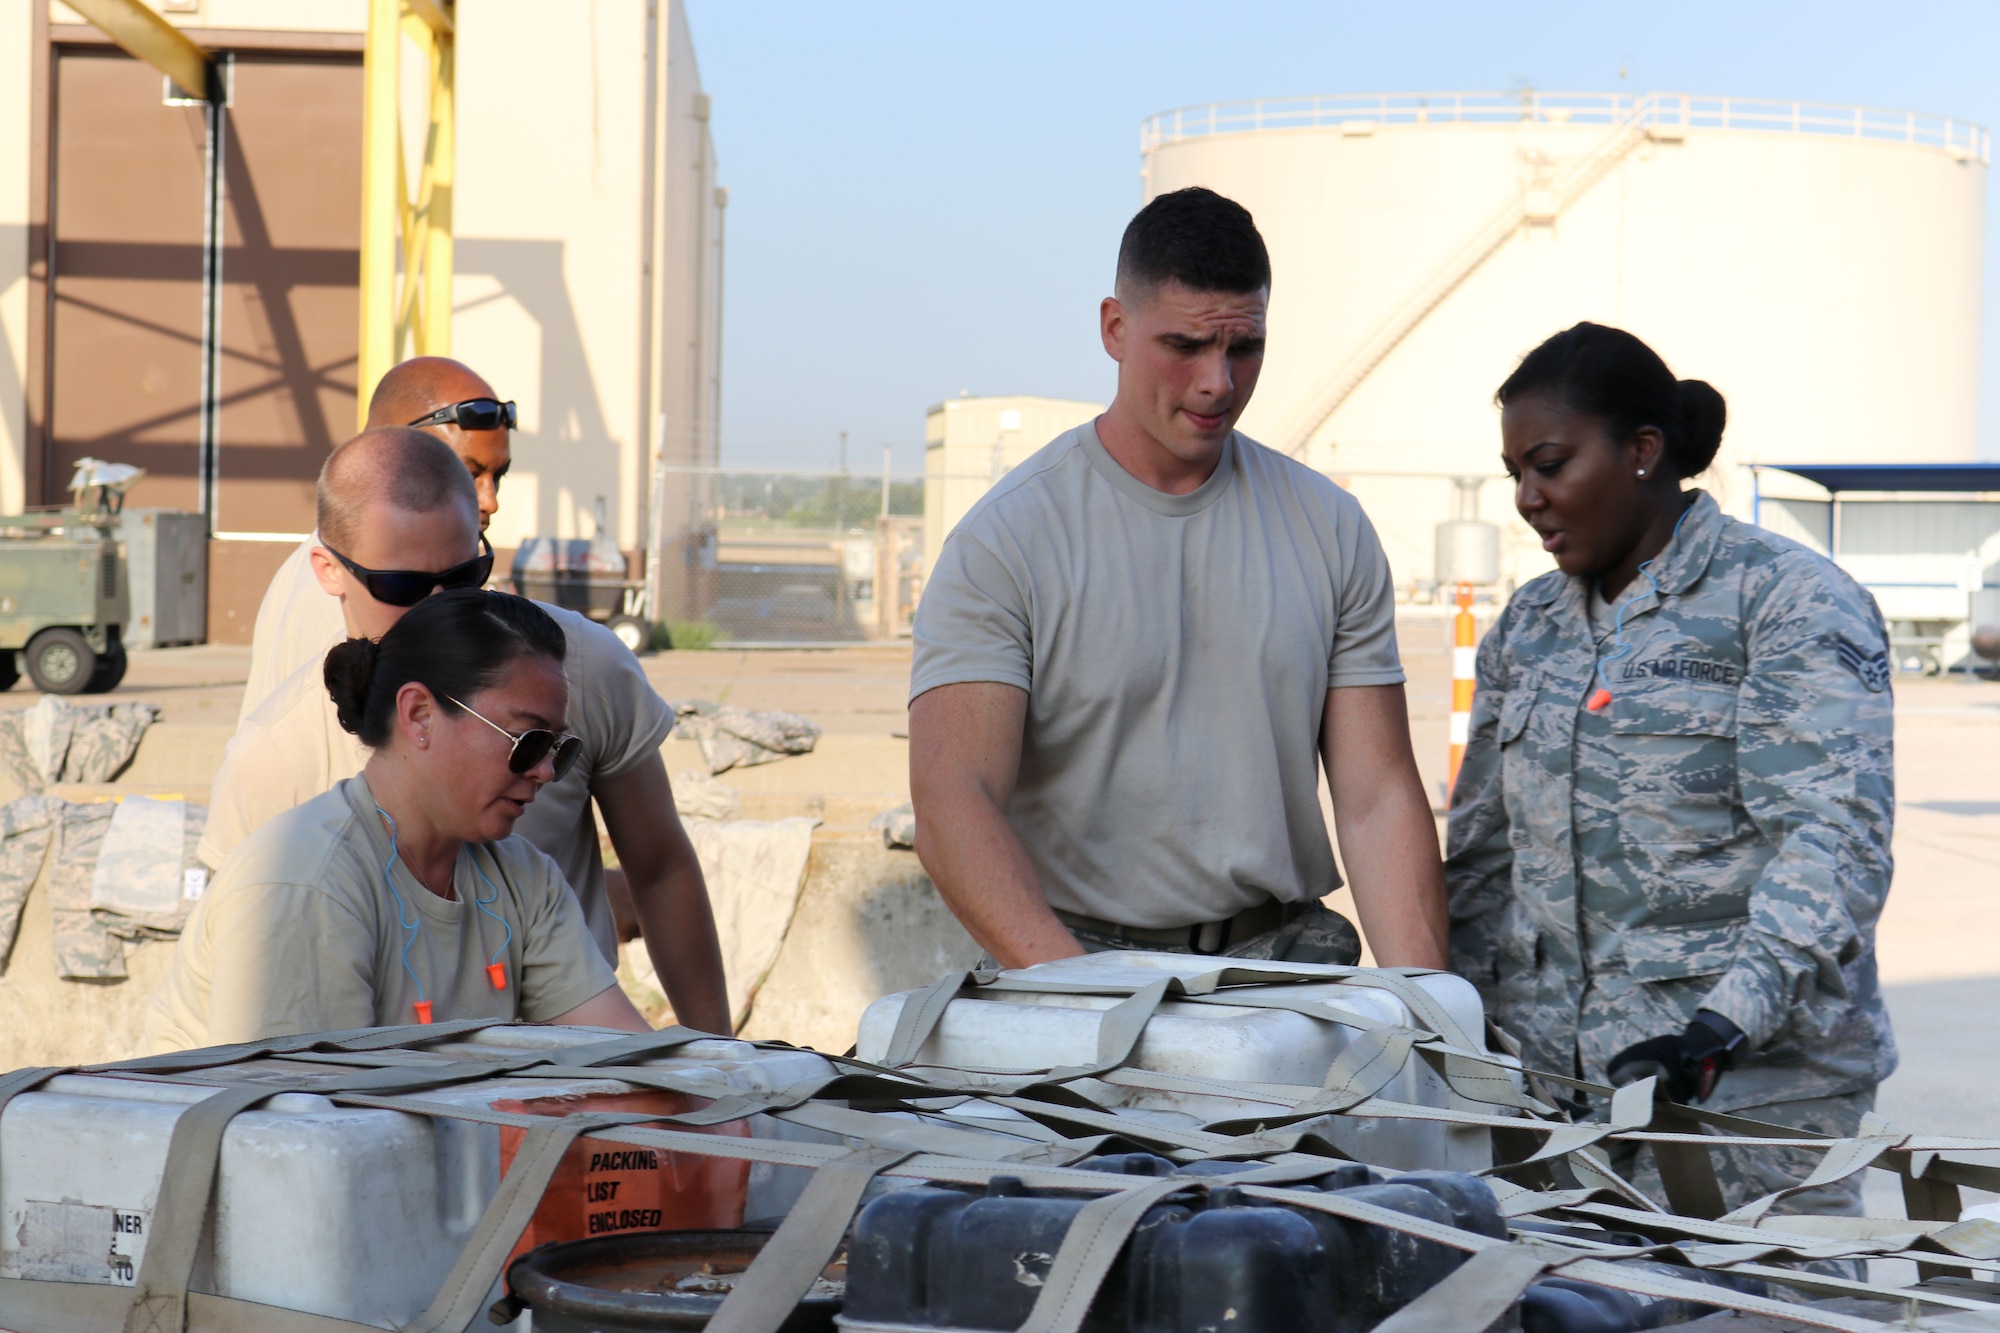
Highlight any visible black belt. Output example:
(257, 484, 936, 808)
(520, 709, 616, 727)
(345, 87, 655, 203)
(1053, 898, 1304, 956)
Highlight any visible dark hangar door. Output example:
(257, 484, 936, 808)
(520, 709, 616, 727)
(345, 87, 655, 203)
(43, 40, 362, 636)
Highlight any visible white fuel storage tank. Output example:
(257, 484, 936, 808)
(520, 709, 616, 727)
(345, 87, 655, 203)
(1139, 92, 1988, 591)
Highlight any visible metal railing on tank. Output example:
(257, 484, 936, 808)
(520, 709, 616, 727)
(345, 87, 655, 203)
(1141, 90, 1990, 163)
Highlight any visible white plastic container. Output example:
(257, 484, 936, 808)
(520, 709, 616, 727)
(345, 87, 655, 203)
(0, 1028, 834, 1329)
(856, 953, 1516, 1172)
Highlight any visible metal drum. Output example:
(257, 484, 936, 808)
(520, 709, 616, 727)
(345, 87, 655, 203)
(503, 1230, 843, 1332)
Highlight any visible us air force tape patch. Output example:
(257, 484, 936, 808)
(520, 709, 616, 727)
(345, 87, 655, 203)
(1836, 634, 1891, 692)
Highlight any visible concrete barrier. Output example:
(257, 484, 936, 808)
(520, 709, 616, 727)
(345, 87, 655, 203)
(0, 726, 936, 1069)
(0, 869, 171, 1068)
(738, 829, 979, 1053)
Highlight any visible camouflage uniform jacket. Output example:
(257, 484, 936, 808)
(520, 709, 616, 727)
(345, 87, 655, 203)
(1445, 491, 1897, 1113)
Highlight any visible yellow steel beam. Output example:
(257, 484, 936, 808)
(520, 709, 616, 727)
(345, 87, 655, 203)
(402, 0, 455, 37)
(64, 0, 213, 100)
(395, 123, 425, 355)
(395, 16, 431, 362)
(357, 0, 401, 427)
(423, 26, 455, 358)
(357, 0, 456, 425)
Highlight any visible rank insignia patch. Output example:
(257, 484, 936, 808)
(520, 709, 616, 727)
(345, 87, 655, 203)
(1836, 634, 1890, 692)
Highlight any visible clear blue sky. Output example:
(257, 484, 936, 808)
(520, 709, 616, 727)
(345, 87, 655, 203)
(690, 1, 1997, 472)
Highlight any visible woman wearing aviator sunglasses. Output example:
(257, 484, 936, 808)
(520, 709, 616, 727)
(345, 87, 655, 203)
(144, 589, 648, 1051)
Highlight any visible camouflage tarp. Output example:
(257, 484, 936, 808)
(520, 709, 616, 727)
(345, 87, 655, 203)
(670, 700, 820, 774)
(0, 696, 160, 793)
(0, 795, 63, 968)
(47, 799, 207, 981)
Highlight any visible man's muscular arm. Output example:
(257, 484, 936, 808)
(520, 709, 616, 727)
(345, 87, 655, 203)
(909, 682, 1082, 969)
(1322, 683, 1450, 968)
(595, 756, 731, 1035)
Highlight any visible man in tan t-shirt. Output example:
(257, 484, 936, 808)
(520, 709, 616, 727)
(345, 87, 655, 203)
(910, 187, 1449, 971)
(238, 357, 514, 723)
(203, 427, 731, 1034)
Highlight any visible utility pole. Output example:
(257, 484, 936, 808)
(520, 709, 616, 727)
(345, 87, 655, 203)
(836, 430, 849, 529)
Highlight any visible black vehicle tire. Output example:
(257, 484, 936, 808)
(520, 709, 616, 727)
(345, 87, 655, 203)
(606, 614, 649, 656)
(85, 641, 128, 693)
(25, 628, 98, 695)
(0, 653, 21, 693)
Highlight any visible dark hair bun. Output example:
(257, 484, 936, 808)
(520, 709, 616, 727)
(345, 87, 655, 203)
(321, 590, 568, 750)
(1498, 324, 1728, 484)
(1674, 379, 1727, 477)
(323, 637, 382, 737)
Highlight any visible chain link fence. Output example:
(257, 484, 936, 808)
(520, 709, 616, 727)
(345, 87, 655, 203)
(649, 467, 969, 647)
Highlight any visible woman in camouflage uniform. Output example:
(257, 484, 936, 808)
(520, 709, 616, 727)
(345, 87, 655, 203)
(1447, 323, 1896, 1217)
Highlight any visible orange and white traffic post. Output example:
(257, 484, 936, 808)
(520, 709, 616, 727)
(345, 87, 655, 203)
(1447, 582, 1476, 796)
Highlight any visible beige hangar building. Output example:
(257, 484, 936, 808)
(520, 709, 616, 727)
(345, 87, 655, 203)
(1139, 91, 1990, 615)
(0, 0, 722, 638)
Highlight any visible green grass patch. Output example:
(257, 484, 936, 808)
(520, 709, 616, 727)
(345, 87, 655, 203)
(657, 618, 729, 651)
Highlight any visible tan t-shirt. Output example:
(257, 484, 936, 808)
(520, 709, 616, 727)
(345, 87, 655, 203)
(909, 422, 1406, 928)
(238, 536, 347, 724)
(143, 776, 618, 1053)
(199, 603, 676, 961)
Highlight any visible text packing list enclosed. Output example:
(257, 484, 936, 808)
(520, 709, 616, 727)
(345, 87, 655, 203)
(494, 1088, 753, 1262)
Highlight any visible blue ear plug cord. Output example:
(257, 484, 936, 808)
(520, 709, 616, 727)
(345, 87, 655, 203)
(375, 804, 513, 1019)
(1587, 501, 1697, 712)
(374, 804, 430, 1020)
(470, 852, 514, 982)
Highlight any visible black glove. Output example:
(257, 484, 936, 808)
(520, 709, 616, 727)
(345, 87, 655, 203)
(1606, 1010, 1746, 1104)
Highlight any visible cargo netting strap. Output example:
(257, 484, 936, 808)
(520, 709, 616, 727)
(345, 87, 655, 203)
(1368, 1244, 1553, 1333)
(0, 1275, 388, 1333)
(403, 1111, 658, 1333)
(1016, 1175, 1193, 1333)
(705, 1144, 915, 1333)
(124, 1083, 284, 1333)
(9, 971, 2000, 1333)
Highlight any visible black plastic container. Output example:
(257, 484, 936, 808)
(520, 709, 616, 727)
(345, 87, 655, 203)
(1519, 1263, 1767, 1333)
(841, 1163, 1506, 1333)
(498, 1229, 842, 1332)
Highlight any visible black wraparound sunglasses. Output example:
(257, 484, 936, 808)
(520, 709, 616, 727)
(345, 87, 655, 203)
(448, 695, 584, 781)
(409, 397, 518, 432)
(324, 535, 495, 607)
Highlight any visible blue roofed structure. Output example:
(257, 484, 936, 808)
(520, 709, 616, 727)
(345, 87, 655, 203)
(1750, 464, 2000, 673)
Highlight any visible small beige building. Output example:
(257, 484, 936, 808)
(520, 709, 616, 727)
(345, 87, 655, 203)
(922, 393, 1102, 572)
(0, 0, 722, 636)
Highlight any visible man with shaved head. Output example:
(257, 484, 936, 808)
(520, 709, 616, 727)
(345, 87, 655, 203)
(238, 357, 515, 721)
(205, 427, 730, 1033)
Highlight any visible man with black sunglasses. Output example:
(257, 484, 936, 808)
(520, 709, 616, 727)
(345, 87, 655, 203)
(204, 427, 731, 1035)
(238, 356, 515, 723)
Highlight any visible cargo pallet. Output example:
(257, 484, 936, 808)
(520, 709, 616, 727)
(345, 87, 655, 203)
(2, 958, 1997, 1332)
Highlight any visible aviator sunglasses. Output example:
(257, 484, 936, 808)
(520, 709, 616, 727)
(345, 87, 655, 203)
(408, 397, 518, 432)
(447, 695, 584, 781)
(324, 536, 495, 607)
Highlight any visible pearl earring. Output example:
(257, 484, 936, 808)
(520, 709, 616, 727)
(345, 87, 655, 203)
(1637, 469, 1647, 478)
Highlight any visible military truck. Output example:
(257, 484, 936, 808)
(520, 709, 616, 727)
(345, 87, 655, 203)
(0, 459, 137, 694)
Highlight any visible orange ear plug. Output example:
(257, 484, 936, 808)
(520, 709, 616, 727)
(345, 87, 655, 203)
(1586, 688, 1613, 712)
(486, 962, 508, 991)
(413, 1000, 434, 1025)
